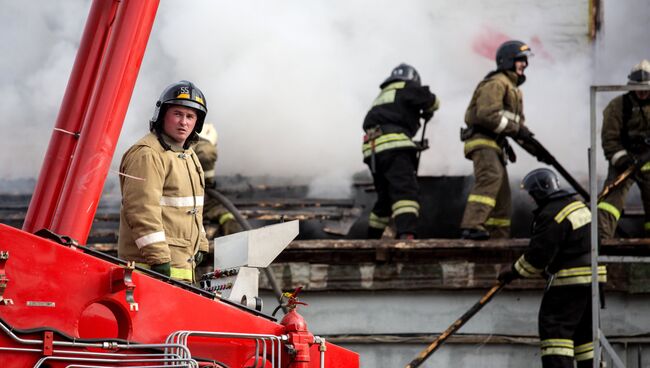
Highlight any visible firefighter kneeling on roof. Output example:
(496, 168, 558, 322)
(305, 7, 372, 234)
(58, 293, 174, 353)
(598, 60, 650, 238)
(118, 80, 210, 283)
(362, 63, 439, 239)
(498, 168, 606, 368)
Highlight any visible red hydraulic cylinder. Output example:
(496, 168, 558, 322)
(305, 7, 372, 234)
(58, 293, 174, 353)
(50, 0, 160, 243)
(23, 0, 117, 234)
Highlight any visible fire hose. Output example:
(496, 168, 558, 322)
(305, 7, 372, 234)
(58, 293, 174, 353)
(405, 282, 506, 368)
(205, 188, 288, 314)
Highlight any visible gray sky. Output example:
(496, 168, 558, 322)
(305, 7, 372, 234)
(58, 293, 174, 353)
(0, 0, 647, 195)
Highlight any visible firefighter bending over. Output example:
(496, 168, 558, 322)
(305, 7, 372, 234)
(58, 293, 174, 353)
(459, 40, 534, 240)
(598, 60, 650, 238)
(362, 63, 439, 239)
(193, 123, 243, 236)
(118, 80, 209, 283)
(498, 168, 606, 368)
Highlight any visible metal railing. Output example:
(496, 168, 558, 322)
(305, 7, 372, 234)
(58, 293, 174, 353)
(589, 83, 650, 368)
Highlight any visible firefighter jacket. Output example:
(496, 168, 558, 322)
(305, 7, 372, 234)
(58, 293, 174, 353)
(118, 132, 209, 282)
(362, 80, 438, 160)
(602, 92, 650, 166)
(462, 70, 525, 158)
(512, 192, 606, 287)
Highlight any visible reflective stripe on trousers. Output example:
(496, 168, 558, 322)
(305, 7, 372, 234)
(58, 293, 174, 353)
(485, 217, 510, 227)
(574, 341, 594, 362)
(467, 194, 496, 207)
(541, 338, 574, 357)
(597, 201, 621, 220)
(369, 212, 390, 229)
(391, 200, 420, 217)
(136, 262, 193, 281)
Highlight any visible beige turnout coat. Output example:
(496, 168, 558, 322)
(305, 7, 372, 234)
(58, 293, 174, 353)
(118, 132, 209, 282)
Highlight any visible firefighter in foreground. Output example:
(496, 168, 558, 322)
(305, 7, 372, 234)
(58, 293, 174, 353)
(193, 122, 243, 236)
(118, 80, 209, 283)
(598, 59, 650, 238)
(459, 40, 534, 240)
(362, 63, 439, 239)
(498, 168, 606, 368)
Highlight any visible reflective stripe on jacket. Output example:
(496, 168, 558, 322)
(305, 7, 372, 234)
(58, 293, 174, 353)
(513, 194, 605, 287)
(118, 133, 209, 282)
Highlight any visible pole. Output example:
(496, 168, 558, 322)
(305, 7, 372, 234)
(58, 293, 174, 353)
(405, 282, 505, 368)
(415, 117, 431, 172)
(589, 86, 600, 368)
(50, 0, 160, 243)
(23, 0, 117, 234)
(517, 136, 590, 202)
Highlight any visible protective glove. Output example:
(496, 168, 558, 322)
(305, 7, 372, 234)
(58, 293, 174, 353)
(497, 265, 519, 284)
(613, 154, 634, 170)
(194, 251, 209, 265)
(516, 125, 534, 141)
(151, 262, 171, 277)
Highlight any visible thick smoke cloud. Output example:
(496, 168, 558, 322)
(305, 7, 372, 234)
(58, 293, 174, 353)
(0, 0, 647, 196)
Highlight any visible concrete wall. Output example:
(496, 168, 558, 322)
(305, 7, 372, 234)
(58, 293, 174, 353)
(261, 290, 650, 367)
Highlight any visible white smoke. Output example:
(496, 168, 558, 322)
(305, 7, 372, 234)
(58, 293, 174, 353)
(0, 0, 648, 196)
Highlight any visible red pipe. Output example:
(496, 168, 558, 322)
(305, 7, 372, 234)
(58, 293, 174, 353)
(50, 0, 160, 243)
(23, 0, 117, 234)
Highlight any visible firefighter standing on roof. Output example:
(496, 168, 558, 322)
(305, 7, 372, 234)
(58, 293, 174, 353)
(193, 123, 243, 236)
(498, 168, 606, 368)
(598, 60, 650, 238)
(459, 40, 534, 240)
(118, 80, 209, 283)
(362, 63, 439, 239)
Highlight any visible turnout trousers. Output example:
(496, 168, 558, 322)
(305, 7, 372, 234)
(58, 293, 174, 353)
(366, 149, 420, 238)
(598, 164, 650, 238)
(460, 148, 511, 238)
(539, 286, 593, 368)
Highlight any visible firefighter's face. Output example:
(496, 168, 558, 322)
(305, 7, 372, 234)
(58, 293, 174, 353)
(635, 90, 650, 100)
(514, 59, 527, 76)
(163, 105, 197, 145)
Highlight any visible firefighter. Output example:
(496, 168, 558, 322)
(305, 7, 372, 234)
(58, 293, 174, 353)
(498, 168, 606, 368)
(193, 122, 243, 236)
(598, 59, 650, 238)
(362, 63, 439, 239)
(118, 80, 209, 283)
(459, 40, 534, 240)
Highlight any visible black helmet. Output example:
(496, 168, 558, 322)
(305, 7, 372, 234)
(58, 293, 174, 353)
(521, 168, 561, 202)
(496, 40, 533, 71)
(150, 80, 208, 133)
(380, 63, 421, 88)
(628, 59, 650, 85)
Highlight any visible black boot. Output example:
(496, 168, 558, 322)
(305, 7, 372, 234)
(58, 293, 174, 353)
(367, 227, 385, 239)
(460, 228, 490, 240)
